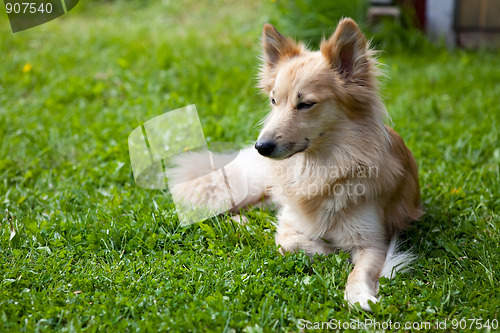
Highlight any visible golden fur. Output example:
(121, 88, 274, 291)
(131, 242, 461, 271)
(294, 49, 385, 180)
(169, 18, 423, 311)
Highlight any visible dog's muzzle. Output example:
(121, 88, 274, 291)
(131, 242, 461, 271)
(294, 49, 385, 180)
(255, 139, 276, 157)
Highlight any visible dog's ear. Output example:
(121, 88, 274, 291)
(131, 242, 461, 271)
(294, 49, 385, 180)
(320, 18, 369, 80)
(262, 24, 302, 68)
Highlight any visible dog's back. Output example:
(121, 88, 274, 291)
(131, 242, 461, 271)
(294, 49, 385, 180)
(383, 126, 423, 235)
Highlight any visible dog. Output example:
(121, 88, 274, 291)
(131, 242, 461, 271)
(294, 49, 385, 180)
(168, 18, 423, 311)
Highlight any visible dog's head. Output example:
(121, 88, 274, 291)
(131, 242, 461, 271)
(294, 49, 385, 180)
(255, 18, 380, 159)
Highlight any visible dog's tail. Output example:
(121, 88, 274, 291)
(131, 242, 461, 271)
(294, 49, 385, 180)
(381, 236, 416, 279)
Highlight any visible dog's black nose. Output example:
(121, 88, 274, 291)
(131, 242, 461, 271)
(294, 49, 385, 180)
(255, 139, 276, 157)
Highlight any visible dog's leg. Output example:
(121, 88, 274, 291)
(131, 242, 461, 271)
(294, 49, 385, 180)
(276, 229, 334, 257)
(322, 201, 389, 311)
(275, 206, 335, 257)
(344, 245, 388, 311)
(167, 147, 272, 223)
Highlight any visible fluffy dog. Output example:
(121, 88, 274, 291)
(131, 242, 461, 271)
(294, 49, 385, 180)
(168, 18, 423, 311)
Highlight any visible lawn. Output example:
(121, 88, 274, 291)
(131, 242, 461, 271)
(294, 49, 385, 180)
(1, 1, 499, 331)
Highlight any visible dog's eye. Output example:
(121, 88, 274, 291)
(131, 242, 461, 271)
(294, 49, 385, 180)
(271, 98, 276, 105)
(297, 102, 316, 110)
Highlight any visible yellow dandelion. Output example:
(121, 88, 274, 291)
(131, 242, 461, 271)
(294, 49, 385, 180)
(22, 62, 32, 73)
(450, 187, 462, 195)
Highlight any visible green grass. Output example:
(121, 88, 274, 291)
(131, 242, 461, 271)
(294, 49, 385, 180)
(1, 1, 499, 331)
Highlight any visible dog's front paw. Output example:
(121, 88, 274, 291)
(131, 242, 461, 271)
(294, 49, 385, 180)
(229, 214, 249, 224)
(344, 282, 378, 311)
